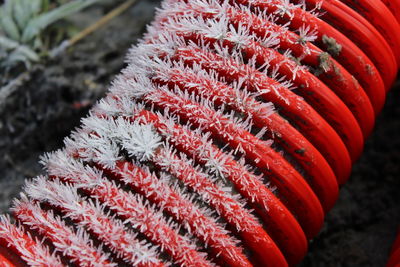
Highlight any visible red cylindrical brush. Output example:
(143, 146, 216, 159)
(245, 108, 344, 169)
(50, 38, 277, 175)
(0, 0, 399, 266)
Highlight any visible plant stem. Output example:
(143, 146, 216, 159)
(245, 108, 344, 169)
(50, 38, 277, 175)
(69, 0, 138, 46)
(50, 0, 138, 58)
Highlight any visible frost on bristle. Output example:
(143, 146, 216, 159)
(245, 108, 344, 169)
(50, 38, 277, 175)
(126, 53, 276, 121)
(281, 0, 324, 18)
(137, 0, 317, 87)
(239, 0, 324, 20)
(44, 149, 213, 244)
(110, 69, 156, 100)
(0, 1, 328, 265)
(46, 122, 221, 263)
(140, 113, 273, 210)
(274, 0, 300, 19)
(154, 4, 271, 48)
(64, 115, 163, 168)
(296, 24, 318, 45)
(41, 150, 104, 190)
(170, 43, 295, 102)
(140, 24, 187, 54)
(204, 42, 297, 91)
(226, 0, 324, 52)
(40, 151, 213, 267)
(159, 0, 291, 50)
(85, 116, 162, 162)
(114, 161, 251, 265)
(23, 176, 165, 266)
(88, 177, 210, 267)
(150, 2, 309, 81)
(12, 197, 114, 267)
(109, 58, 273, 142)
(226, 3, 319, 55)
(130, 37, 294, 103)
(93, 94, 144, 118)
(115, 121, 162, 162)
(64, 128, 122, 170)
(0, 214, 62, 266)
(143, 87, 273, 155)
(153, 146, 261, 232)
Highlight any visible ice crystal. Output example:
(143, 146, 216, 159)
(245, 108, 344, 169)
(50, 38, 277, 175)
(12, 198, 114, 267)
(0, 214, 62, 266)
(0, 0, 326, 265)
(23, 176, 165, 266)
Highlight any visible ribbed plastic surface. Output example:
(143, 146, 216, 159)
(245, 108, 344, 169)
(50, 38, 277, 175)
(0, 0, 399, 266)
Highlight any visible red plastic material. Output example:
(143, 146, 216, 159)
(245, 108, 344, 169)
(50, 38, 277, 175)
(380, 0, 400, 24)
(339, 0, 400, 65)
(1, 0, 399, 266)
(388, 231, 400, 267)
(0, 247, 19, 267)
(135, 109, 308, 265)
(303, 0, 398, 87)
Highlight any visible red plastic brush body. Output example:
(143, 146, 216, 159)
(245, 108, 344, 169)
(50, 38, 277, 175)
(141, 88, 325, 239)
(48, 162, 208, 267)
(226, 6, 379, 121)
(151, 65, 338, 212)
(1, 0, 400, 266)
(301, 0, 398, 87)
(151, 147, 288, 266)
(13, 202, 115, 267)
(134, 109, 308, 265)
(338, 0, 400, 65)
(235, 0, 391, 93)
(107, 161, 252, 267)
(162, 2, 371, 150)
(0, 245, 23, 267)
(153, 25, 367, 164)
(172, 46, 352, 184)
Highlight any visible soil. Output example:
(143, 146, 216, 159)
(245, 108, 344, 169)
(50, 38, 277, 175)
(0, 0, 160, 213)
(0, 1, 399, 266)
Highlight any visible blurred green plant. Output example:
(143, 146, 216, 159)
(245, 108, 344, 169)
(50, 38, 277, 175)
(0, 0, 100, 69)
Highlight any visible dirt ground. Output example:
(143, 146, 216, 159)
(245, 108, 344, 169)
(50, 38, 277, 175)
(0, 1, 399, 266)
(0, 0, 160, 212)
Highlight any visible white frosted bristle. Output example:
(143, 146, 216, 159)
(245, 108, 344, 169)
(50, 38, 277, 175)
(0, 214, 62, 266)
(1, 0, 327, 265)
